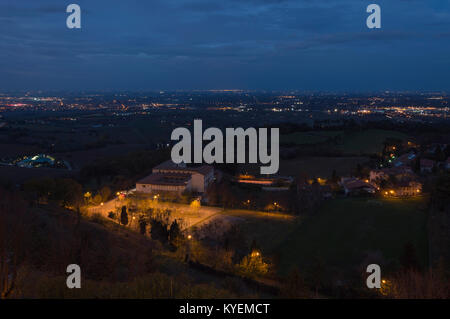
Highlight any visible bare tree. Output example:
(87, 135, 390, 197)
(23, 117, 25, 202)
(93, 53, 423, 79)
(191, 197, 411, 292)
(0, 190, 28, 298)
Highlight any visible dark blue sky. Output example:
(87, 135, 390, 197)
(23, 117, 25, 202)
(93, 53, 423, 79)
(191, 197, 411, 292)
(1, 0, 450, 91)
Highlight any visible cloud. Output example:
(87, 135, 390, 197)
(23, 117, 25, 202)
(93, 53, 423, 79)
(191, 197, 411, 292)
(0, 0, 449, 90)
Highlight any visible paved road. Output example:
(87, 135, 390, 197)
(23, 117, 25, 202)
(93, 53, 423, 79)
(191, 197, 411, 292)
(87, 196, 222, 230)
(87, 195, 292, 232)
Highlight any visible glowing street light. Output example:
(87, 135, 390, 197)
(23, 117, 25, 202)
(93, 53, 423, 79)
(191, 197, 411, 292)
(251, 250, 261, 258)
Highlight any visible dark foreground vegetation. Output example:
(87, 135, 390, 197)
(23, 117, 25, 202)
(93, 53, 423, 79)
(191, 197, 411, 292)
(1, 118, 449, 299)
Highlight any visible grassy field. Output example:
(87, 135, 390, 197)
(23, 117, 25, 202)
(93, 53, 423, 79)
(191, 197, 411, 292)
(275, 197, 428, 275)
(335, 129, 408, 155)
(280, 129, 409, 155)
(130, 118, 173, 142)
(279, 156, 369, 178)
(0, 143, 43, 158)
(280, 131, 342, 145)
(220, 209, 298, 252)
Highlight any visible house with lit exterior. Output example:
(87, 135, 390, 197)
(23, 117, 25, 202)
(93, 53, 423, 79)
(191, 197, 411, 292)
(393, 180, 422, 197)
(136, 160, 214, 195)
(340, 177, 376, 196)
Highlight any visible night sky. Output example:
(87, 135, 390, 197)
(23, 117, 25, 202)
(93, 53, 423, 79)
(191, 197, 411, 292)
(1, 0, 450, 91)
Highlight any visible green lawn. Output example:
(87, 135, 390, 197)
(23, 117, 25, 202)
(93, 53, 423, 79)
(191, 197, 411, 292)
(280, 131, 343, 145)
(280, 129, 409, 155)
(275, 197, 428, 275)
(279, 156, 369, 178)
(335, 129, 408, 155)
(220, 209, 298, 252)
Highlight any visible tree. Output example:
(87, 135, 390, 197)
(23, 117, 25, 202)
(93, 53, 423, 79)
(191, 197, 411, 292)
(250, 239, 259, 253)
(331, 169, 339, 184)
(92, 194, 103, 205)
(169, 219, 183, 248)
(444, 145, 450, 159)
(388, 265, 449, 298)
(356, 164, 363, 178)
(387, 174, 398, 187)
(283, 267, 309, 298)
(24, 177, 83, 207)
(221, 224, 248, 262)
(150, 218, 169, 244)
(84, 191, 92, 205)
(413, 157, 421, 173)
(237, 250, 270, 278)
(120, 206, 128, 226)
(99, 186, 111, 202)
(190, 199, 201, 210)
(306, 255, 326, 296)
(23, 177, 55, 204)
(53, 178, 83, 207)
(0, 189, 29, 298)
(139, 216, 147, 235)
(400, 242, 419, 271)
(434, 145, 445, 162)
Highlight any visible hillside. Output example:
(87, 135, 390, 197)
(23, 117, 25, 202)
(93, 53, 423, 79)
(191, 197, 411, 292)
(0, 189, 262, 298)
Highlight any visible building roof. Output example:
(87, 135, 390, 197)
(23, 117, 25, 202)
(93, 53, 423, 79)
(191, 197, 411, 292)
(137, 173, 191, 186)
(153, 160, 186, 170)
(341, 178, 376, 191)
(193, 165, 214, 176)
(153, 160, 213, 176)
(396, 180, 421, 187)
(394, 153, 416, 166)
(371, 166, 413, 176)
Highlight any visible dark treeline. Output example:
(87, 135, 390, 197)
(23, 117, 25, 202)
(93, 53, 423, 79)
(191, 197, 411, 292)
(79, 148, 170, 191)
(270, 119, 450, 137)
(0, 187, 243, 298)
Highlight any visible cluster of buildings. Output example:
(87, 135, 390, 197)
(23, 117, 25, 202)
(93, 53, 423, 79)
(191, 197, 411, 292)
(369, 166, 422, 197)
(340, 177, 377, 196)
(340, 166, 423, 198)
(16, 154, 55, 168)
(136, 143, 450, 201)
(341, 143, 450, 197)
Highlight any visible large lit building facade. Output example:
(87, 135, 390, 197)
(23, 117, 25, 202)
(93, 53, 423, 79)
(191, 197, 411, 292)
(136, 160, 214, 194)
